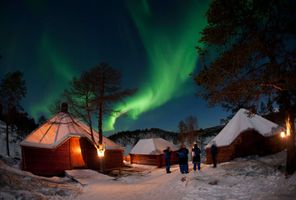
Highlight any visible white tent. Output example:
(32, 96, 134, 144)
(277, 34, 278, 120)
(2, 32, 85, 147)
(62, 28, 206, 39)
(130, 138, 178, 155)
(20, 112, 121, 149)
(206, 108, 281, 148)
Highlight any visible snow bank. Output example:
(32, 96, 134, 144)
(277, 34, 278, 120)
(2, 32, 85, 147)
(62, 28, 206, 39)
(0, 158, 81, 199)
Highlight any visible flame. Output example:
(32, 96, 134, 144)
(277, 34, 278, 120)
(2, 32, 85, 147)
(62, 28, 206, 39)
(286, 116, 291, 136)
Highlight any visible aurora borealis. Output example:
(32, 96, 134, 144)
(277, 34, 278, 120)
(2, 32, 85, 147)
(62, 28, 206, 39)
(104, 0, 209, 130)
(0, 0, 228, 134)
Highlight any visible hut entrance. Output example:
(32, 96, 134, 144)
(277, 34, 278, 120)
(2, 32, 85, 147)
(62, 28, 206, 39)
(70, 137, 86, 168)
(234, 130, 265, 157)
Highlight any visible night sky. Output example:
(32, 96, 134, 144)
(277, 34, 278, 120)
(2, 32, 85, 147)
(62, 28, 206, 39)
(0, 0, 229, 134)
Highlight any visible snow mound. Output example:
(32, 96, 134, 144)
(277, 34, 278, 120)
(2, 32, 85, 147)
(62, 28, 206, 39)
(0, 158, 81, 199)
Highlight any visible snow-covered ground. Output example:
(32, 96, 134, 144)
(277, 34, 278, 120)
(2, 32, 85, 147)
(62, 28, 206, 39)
(74, 152, 296, 200)
(0, 119, 295, 200)
(1, 151, 296, 200)
(0, 158, 81, 200)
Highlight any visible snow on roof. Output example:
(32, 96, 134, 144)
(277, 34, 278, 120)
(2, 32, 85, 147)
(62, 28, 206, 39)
(130, 138, 178, 155)
(206, 108, 281, 148)
(20, 112, 121, 149)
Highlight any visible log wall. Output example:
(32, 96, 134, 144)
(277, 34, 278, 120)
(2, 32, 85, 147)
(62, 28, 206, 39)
(130, 151, 179, 167)
(79, 137, 124, 172)
(205, 130, 286, 164)
(22, 140, 71, 176)
(22, 137, 124, 176)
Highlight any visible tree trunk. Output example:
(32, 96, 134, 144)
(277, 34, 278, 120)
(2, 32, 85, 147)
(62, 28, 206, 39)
(286, 110, 296, 175)
(98, 101, 103, 146)
(87, 109, 96, 146)
(6, 122, 10, 156)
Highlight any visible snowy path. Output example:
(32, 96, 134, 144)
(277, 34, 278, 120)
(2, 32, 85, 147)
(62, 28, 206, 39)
(72, 153, 296, 200)
(75, 165, 187, 200)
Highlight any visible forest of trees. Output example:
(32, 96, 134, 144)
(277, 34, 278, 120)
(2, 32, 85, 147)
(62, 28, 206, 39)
(0, 71, 38, 156)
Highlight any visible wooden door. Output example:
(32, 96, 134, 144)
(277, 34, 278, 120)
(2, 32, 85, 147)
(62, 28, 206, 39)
(70, 137, 86, 168)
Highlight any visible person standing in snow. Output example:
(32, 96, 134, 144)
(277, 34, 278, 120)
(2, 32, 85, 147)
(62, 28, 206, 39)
(192, 143, 201, 172)
(163, 146, 172, 174)
(178, 144, 189, 174)
(211, 141, 218, 168)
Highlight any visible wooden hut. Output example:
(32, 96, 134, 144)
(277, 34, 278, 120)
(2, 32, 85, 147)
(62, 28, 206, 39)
(20, 107, 123, 176)
(205, 108, 285, 164)
(130, 138, 179, 167)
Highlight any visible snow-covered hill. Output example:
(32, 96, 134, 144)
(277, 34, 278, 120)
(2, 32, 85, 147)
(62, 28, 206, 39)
(109, 126, 223, 155)
(109, 128, 179, 145)
(109, 126, 224, 147)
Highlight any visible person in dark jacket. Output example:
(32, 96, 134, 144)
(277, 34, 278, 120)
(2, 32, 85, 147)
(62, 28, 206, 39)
(192, 143, 201, 172)
(163, 146, 171, 173)
(211, 141, 218, 168)
(178, 144, 189, 174)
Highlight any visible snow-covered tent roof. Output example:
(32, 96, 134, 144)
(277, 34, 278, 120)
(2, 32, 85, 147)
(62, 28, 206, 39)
(20, 112, 121, 150)
(206, 108, 281, 148)
(130, 138, 178, 155)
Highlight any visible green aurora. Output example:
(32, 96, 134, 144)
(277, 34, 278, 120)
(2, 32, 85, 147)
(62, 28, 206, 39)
(104, 0, 209, 131)
(29, 34, 76, 118)
(3, 0, 210, 132)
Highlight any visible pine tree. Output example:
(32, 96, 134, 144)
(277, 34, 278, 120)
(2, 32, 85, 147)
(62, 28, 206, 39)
(0, 71, 26, 156)
(195, 0, 296, 174)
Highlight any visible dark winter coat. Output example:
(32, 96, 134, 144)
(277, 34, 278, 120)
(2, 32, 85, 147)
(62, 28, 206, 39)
(192, 146, 201, 163)
(178, 147, 189, 164)
(211, 144, 218, 156)
(163, 149, 171, 162)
